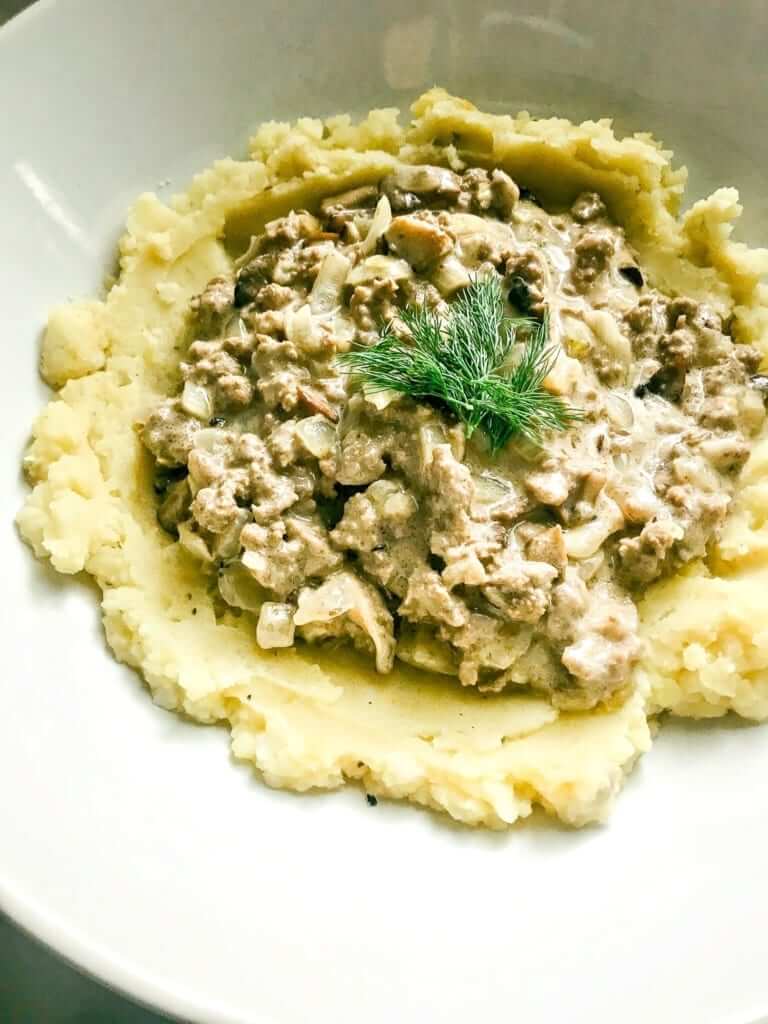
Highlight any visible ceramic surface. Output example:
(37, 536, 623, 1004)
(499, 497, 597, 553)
(2, 2, 768, 1022)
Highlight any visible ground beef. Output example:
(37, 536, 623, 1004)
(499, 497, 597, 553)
(140, 162, 766, 709)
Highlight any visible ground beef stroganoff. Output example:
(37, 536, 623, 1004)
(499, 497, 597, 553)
(19, 90, 768, 827)
(143, 169, 765, 710)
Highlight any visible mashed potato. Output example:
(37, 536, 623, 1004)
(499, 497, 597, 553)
(17, 90, 768, 828)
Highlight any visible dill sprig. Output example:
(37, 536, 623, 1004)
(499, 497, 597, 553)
(338, 276, 581, 452)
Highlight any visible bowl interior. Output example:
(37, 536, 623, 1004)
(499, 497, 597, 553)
(2, 3, 768, 1023)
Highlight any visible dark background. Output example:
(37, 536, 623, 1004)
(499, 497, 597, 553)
(0, 8, 168, 1024)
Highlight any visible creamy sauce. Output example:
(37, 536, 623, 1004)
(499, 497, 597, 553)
(141, 164, 765, 709)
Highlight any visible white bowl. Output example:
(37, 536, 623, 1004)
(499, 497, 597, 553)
(3, 2, 768, 1022)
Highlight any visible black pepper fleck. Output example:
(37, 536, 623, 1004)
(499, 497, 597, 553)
(366, 794, 378, 807)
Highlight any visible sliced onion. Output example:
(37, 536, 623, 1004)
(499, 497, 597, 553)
(360, 195, 392, 256)
(310, 250, 351, 313)
(604, 393, 635, 430)
(509, 434, 545, 464)
(177, 521, 212, 562)
(563, 495, 625, 559)
(211, 509, 250, 561)
(472, 473, 511, 508)
(256, 602, 296, 649)
(181, 381, 213, 421)
(346, 255, 413, 286)
(584, 309, 632, 367)
(295, 415, 337, 458)
(218, 561, 266, 611)
(234, 233, 261, 270)
(392, 165, 460, 195)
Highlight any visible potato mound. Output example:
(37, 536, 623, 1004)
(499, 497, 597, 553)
(18, 89, 768, 828)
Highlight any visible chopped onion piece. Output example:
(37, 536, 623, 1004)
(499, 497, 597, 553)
(431, 255, 471, 296)
(256, 602, 296, 649)
(363, 383, 399, 410)
(284, 303, 316, 348)
(181, 382, 213, 421)
(295, 415, 337, 458)
(310, 249, 351, 313)
(294, 576, 354, 625)
(542, 353, 583, 396)
(419, 423, 447, 467)
(346, 255, 413, 286)
(218, 562, 266, 611)
(192, 427, 229, 452)
(294, 572, 395, 672)
(367, 480, 416, 519)
(360, 195, 392, 256)
(367, 479, 401, 510)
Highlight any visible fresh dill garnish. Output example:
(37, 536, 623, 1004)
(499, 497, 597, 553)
(337, 276, 581, 452)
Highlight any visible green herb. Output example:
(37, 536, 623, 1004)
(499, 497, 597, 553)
(337, 276, 581, 452)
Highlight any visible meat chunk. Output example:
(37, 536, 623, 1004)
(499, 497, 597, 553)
(385, 214, 454, 271)
(399, 567, 468, 629)
(349, 277, 400, 331)
(142, 402, 199, 467)
(571, 229, 616, 290)
(331, 480, 424, 596)
(482, 541, 559, 625)
(570, 191, 607, 224)
(505, 247, 549, 316)
(559, 586, 640, 708)
(616, 518, 684, 586)
(192, 475, 245, 535)
(490, 170, 520, 218)
(190, 277, 235, 337)
(251, 337, 309, 412)
(264, 210, 322, 246)
(241, 516, 342, 598)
